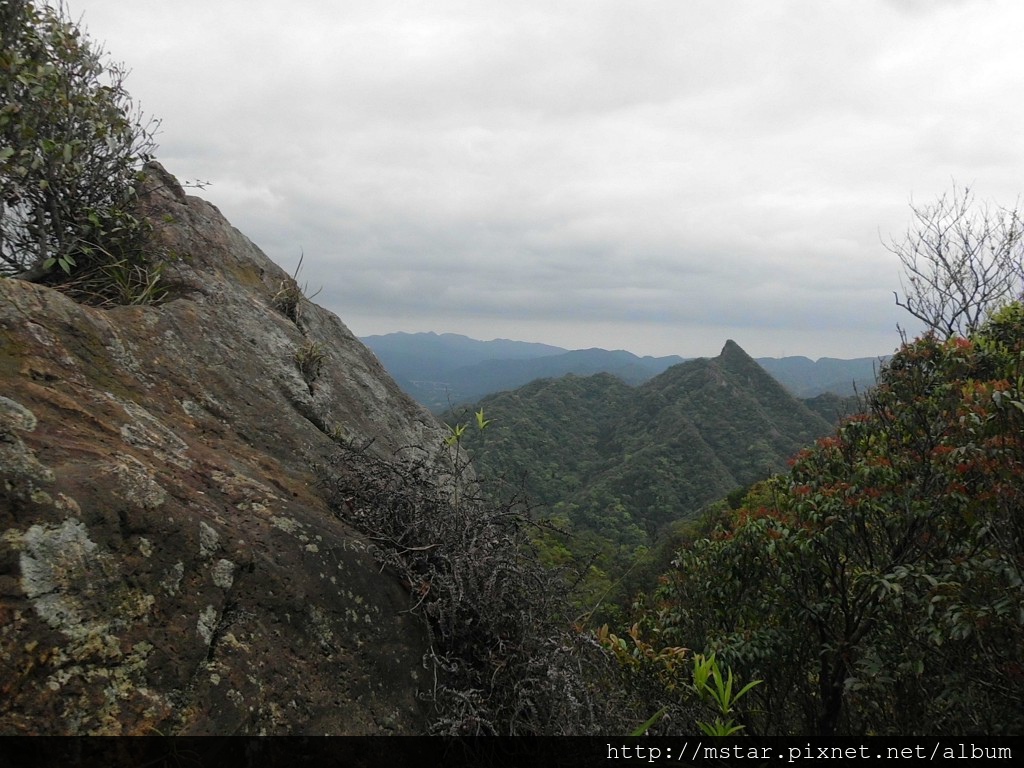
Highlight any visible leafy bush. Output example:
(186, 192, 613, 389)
(648, 305, 1024, 736)
(690, 653, 762, 736)
(1, 0, 159, 290)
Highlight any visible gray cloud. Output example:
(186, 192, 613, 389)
(66, 0, 1024, 358)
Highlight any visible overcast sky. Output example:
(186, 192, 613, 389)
(66, 0, 1024, 359)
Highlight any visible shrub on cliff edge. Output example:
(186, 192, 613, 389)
(1, 0, 159, 292)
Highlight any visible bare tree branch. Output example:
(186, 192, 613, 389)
(888, 184, 1024, 339)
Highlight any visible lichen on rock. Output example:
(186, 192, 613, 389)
(0, 162, 448, 734)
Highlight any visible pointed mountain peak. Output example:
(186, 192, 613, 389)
(720, 339, 753, 362)
(717, 339, 781, 384)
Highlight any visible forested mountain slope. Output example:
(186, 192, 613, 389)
(363, 332, 881, 412)
(459, 340, 834, 540)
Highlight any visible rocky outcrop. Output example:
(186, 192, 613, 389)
(0, 164, 447, 734)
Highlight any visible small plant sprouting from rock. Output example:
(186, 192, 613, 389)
(56, 243, 168, 307)
(326, 422, 350, 444)
(690, 653, 762, 736)
(272, 278, 302, 325)
(443, 408, 491, 512)
(294, 340, 325, 386)
(272, 250, 320, 325)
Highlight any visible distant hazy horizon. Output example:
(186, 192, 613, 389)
(360, 328, 891, 363)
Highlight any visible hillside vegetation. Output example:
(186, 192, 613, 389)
(453, 340, 835, 619)
(639, 303, 1024, 735)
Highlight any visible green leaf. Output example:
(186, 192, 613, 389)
(630, 705, 669, 736)
(731, 678, 763, 706)
(475, 408, 491, 431)
(698, 718, 745, 736)
(445, 423, 467, 446)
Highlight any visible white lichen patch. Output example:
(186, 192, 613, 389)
(212, 558, 235, 589)
(116, 398, 192, 469)
(270, 516, 306, 539)
(104, 454, 167, 509)
(197, 605, 219, 646)
(161, 561, 184, 595)
(0, 396, 38, 432)
(180, 398, 207, 421)
(4, 518, 164, 733)
(199, 521, 221, 557)
(104, 332, 143, 379)
(7, 516, 158, 684)
(16, 518, 101, 638)
(210, 469, 276, 501)
(307, 605, 335, 647)
(138, 537, 153, 558)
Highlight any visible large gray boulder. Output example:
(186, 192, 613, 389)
(0, 164, 446, 734)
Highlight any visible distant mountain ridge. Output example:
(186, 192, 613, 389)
(757, 355, 884, 397)
(361, 331, 882, 410)
(361, 331, 685, 409)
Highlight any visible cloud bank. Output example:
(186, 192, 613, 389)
(69, 0, 1024, 357)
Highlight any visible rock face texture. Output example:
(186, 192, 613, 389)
(0, 164, 446, 734)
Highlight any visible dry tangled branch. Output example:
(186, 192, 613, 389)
(888, 184, 1024, 339)
(318, 440, 605, 734)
